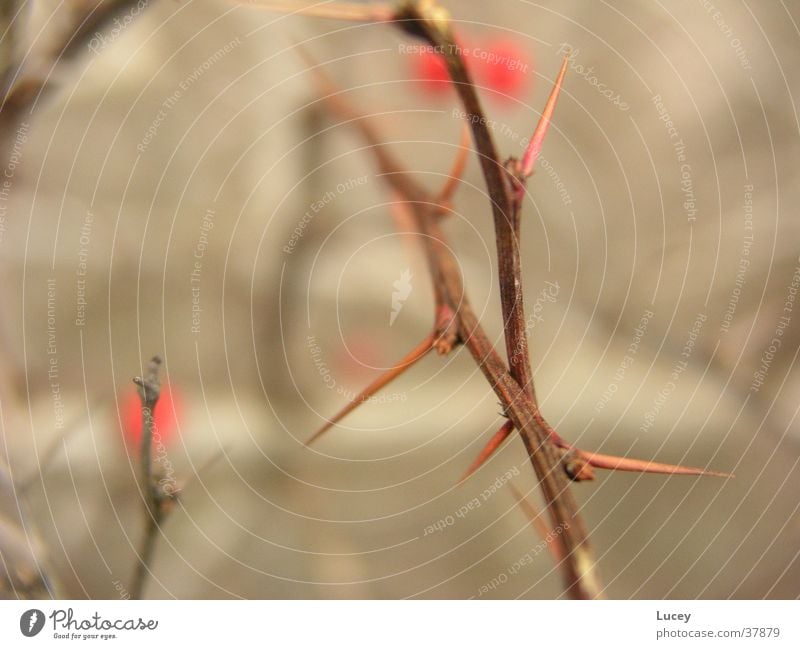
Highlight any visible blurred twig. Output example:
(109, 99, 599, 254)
(0, 456, 58, 598)
(1, 0, 151, 141)
(130, 355, 176, 600)
(17, 414, 84, 493)
(296, 0, 603, 599)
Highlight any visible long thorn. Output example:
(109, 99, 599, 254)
(521, 54, 569, 177)
(306, 332, 436, 445)
(458, 419, 514, 483)
(580, 450, 734, 478)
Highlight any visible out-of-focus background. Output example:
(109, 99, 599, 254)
(1, 0, 799, 599)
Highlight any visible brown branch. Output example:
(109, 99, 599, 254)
(129, 354, 177, 600)
(393, 0, 601, 598)
(459, 419, 514, 484)
(300, 44, 601, 598)
(287, 0, 730, 598)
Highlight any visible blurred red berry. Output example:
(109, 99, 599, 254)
(409, 37, 532, 104)
(412, 50, 451, 95)
(121, 383, 182, 450)
(475, 39, 531, 100)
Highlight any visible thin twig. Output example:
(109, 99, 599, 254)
(1, 0, 151, 140)
(129, 354, 176, 600)
(17, 413, 85, 493)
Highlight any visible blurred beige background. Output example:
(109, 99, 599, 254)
(1, 0, 799, 598)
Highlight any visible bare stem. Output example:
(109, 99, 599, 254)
(130, 354, 174, 600)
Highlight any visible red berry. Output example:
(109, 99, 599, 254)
(121, 383, 182, 450)
(412, 50, 451, 95)
(475, 39, 531, 101)
(409, 38, 532, 104)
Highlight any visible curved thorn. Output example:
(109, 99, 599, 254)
(233, 1, 396, 23)
(521, 53, 569, 177)
(306, 332, 436, 446)
(458, 419, 514, 483)
(436, 122, 471, 206)
(579, 450, 734, 478)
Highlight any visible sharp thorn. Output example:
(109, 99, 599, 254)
(521, 53, 569, 177)
(306, 331, 436, 445)
(458, 419, 515, 483)
(579, 450, 734, 478)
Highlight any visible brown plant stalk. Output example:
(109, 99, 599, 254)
(254, 0, 733, 599)
(298, 46, 602, 597)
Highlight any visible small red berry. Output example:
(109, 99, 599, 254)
(121, 383, 182, 450)
(412, 49, 451, 95)
(475, 39, 531, 101)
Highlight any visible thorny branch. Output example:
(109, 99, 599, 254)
(243, 0, 732, 599)
(298, 38, 602, 599)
